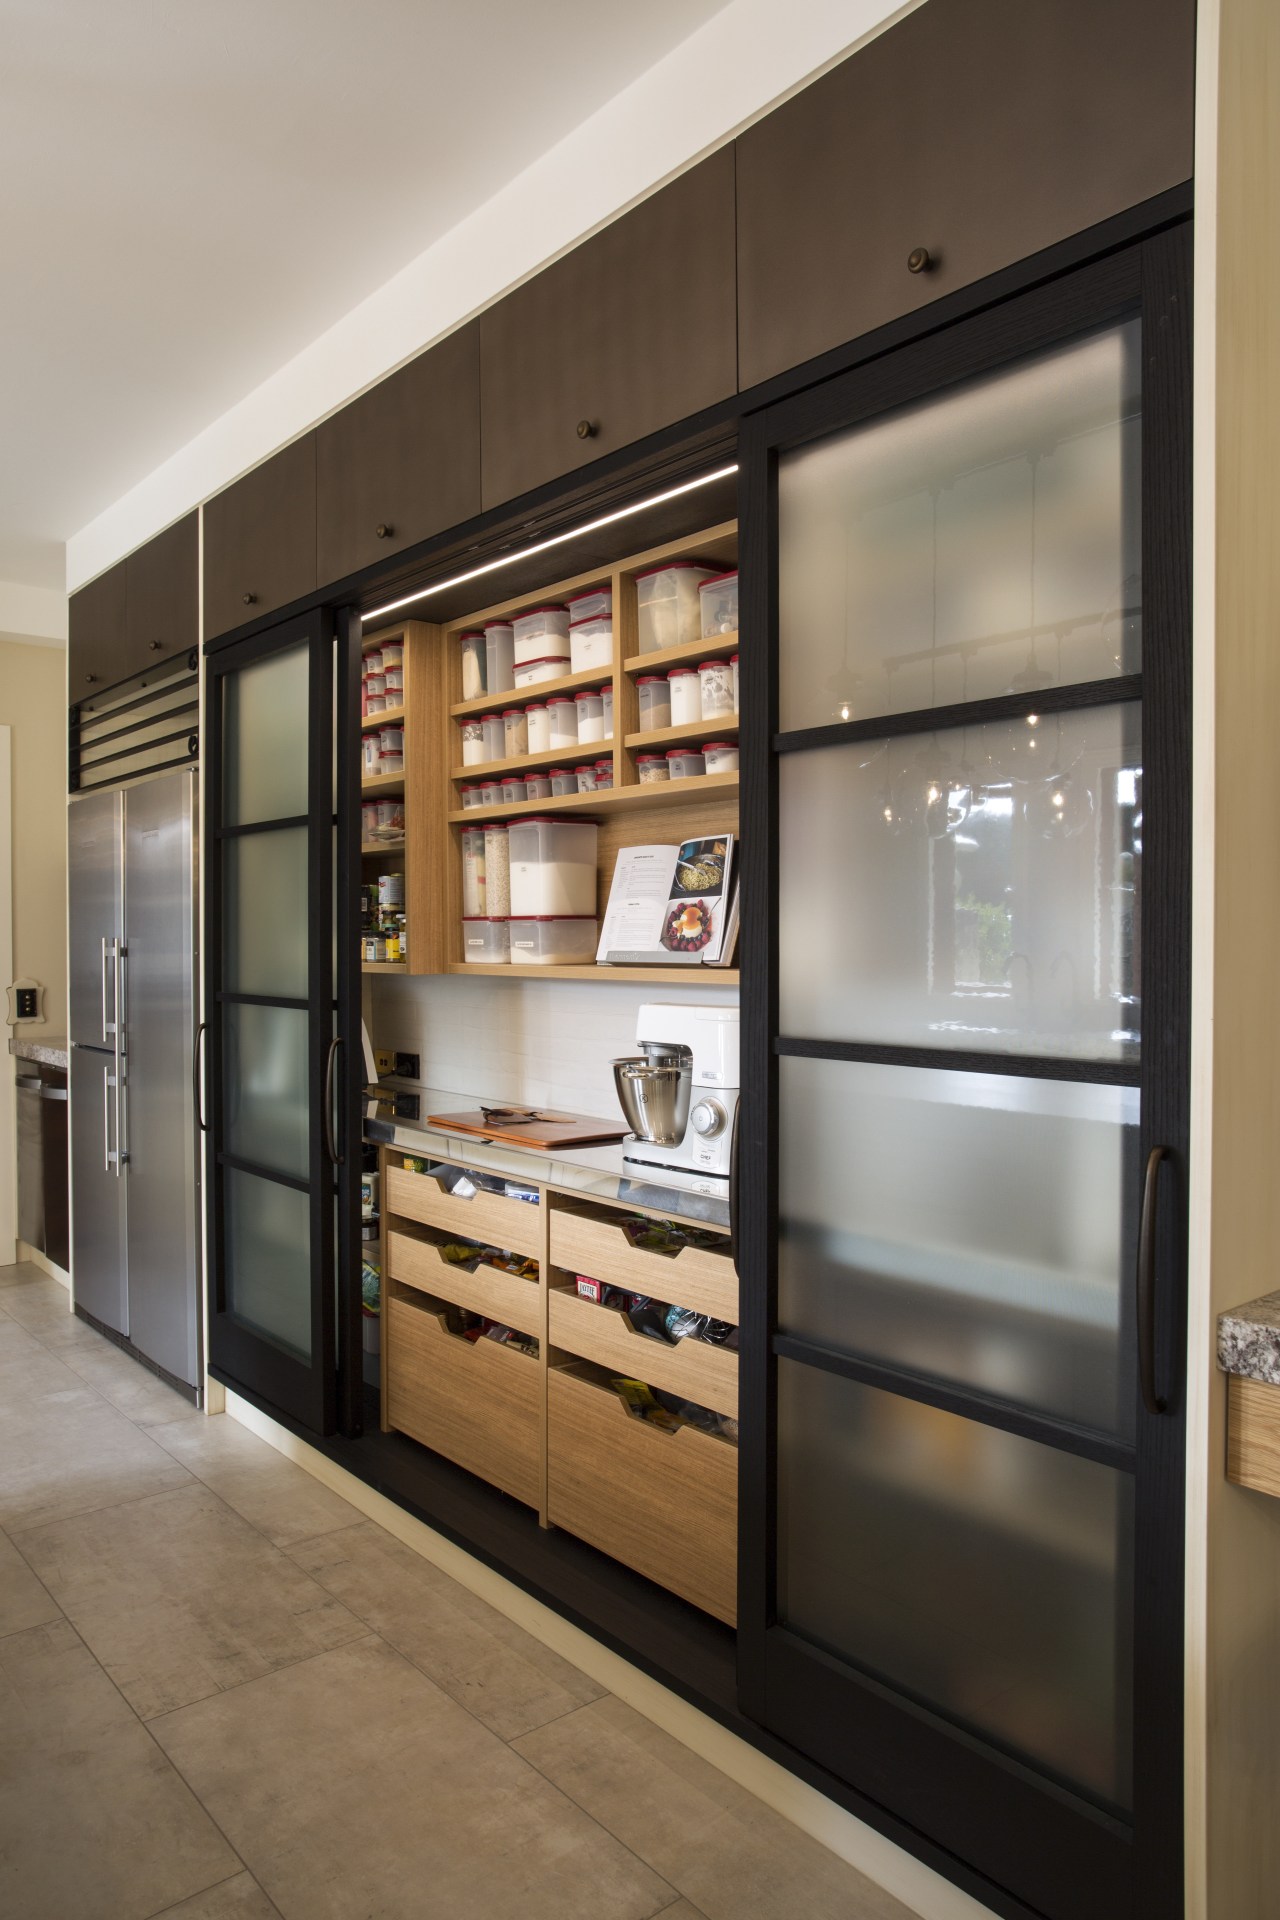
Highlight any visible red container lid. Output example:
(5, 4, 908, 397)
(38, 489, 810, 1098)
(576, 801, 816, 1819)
(545, 694, 574, 707)
(701, 742, 737, 752)
(513, 816, 599, 826)
(699, 569, 738, 588)
(482, 820, 509, 831)
(512, 604, 568, 620)
(730, 652, 739, 661)
(634, 561, 716, 581)
(509, 914, 597, 922)
(567, 588, 611, 606)
(547, 768, 573, 777)
(636, 675, 666, 686)
(569, 611, 611, 625)
(459, 785, 481, 794)
(595, 758, 613, 768)
(668, 665, 698, 677)
(480, 712, 501, 723)
(698, 661, 730, 672)
(501, 708, 524, 718)
(459, 630, 485, 642)
(516, 655, 572, 671)
(524, 700, 548, 710)
(462, 915, 509, 922)
(667, 747, 706, 759)
(636, 753, 668, 765)
(483, 619, 513, 632)
(574, 688, 603, 702)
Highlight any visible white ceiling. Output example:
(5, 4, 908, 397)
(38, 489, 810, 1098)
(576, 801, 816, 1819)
(0, 0, 728, 592)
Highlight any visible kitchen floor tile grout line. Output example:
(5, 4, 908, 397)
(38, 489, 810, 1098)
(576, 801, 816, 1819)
(141, 1866, 284, 1920)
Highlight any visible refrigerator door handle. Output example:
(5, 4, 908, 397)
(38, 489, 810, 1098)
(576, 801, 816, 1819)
(113, 937, 127, 1174)
(101, 935, 111, 1041)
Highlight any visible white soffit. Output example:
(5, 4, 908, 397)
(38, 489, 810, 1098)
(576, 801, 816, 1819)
(53, 0, 914, 591)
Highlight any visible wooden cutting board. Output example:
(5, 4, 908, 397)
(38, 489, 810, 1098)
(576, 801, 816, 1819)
(425, 1107, 628, 1149)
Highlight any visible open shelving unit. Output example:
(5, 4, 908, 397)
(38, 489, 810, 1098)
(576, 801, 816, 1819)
(360, 618, 440, 974)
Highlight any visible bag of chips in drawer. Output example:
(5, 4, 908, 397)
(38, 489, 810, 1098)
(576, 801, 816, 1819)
(609, 1377, 682, 1432)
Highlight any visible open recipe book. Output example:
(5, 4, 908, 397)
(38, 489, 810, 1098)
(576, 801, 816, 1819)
(597, 835, 738, 967)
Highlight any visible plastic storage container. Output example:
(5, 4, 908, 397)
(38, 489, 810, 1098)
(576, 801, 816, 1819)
(377, 799, 405, 838)
(637, 753, 670, 784)
(526, 702, 551, 754)
(462, 917, 510, 964)
(508, 817, 599, 917)
(380, 641, 404, 671)
(365, 674, 387, 701)
(503, 709, 528, 757)
(363, 735, 382, 777)
(668, 666, 702, 725)
(574, 690, 605, 743)
(459, 632, 486, 701)
(483, 823, 511, 915)
(461, 826, 486, 917)
(702, 741, 739, 775)
(637, 676, 672, 730)
(698, 658, 736, 720)
(485, 623, 515, 695)
(460, 785, 483, 810)
(512, 606, 570, 666)
(546, 697, 578, 749)
(514, 656, 570, 690)
(460, 720, 485, 766)
(576, 765, 599, 792)
(594, 758, 614, 790)
(549, 768, 578, 797)
(379, 726, 404, 774)
(384, 667, 404, 698)
(636, 563, 717, 654)
(667, 747, 706, 780)
(363, 650, 384, 677)
(602, 685, 614, 738)
(502, 776, 529, 805)
(569, 616, 612, 673)
(567, 588, 612, 624)
(731, 652, 739, 709)
(508, 916, 599, 966)
(699, 569, 739, 638)
(361, 802, 378, 841)
(364, 692, 387, 716)
(479, 779, 503, 806)
(525, 773, 552, 800)
(481, 713, 504, 760)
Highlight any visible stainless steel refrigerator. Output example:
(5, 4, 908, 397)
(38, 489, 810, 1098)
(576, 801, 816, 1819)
(68, 768, 202, 1393)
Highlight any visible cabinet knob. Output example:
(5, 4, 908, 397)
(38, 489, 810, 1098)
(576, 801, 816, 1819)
(576, 419, 597, 440)
(907, 247, 934, 275)
(242, 592, 257, 606)
(84, 673, 96, 684)
(376, 522, 393, 539)
(149, 640, 161, 651)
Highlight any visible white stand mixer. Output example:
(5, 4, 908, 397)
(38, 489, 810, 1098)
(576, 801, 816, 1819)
(612, 1004, 739, 1187)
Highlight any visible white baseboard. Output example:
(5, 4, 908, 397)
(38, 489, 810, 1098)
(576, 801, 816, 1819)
(16, 1241, 70, 1289)
(226, 1388, 995, 1920)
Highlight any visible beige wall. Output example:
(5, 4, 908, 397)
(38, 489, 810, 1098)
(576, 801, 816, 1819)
(0, 636, 67, 1028)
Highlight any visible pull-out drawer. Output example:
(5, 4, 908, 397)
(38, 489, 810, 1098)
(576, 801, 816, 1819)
(387, 1227, 541, 1339)
(549, 1285, 737, 1420)
(550, 1202, 736, 1324)
(385, 1162, 542, 1260)
(548, 1365, 736, 1624)
(386, 1290, 541, 1509)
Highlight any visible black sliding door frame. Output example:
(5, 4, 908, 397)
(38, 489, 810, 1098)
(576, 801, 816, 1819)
(737, 228, 1191, 1920)
(205, 606, 363, 1437)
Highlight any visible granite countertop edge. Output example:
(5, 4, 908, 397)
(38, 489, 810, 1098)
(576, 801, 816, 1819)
(8, 1035, 69, 1069)
(1218, 1290, 1280, 1387)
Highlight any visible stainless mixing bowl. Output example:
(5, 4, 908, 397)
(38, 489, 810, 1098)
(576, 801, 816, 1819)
(611, 1056, 691, 1145)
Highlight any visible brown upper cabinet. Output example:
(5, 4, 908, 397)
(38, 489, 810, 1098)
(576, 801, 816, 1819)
(204, 434, 318, 642)
(317, 323, 481, 587)
(479, 148, 737, 510)
(68, 559, 128, 700)
(124, 513, 198, 675)
(736, 0, 1196, 389)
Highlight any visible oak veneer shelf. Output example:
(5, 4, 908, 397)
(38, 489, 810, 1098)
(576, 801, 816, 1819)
(623, 630, 739, 676)
(362, 960, 407, 975)
(452, 738, 611, 783)
(362, 838, 405, 856)
(624, 715, 739, 752)
(447, 769, 738, 825)
(446, 963, 740, 984)
(362, 704, 405, 732)
(362, 771, 405, 796)
(451, 664, 612, 721)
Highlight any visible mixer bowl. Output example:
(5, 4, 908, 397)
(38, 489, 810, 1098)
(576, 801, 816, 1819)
(612, 1056, 691, 1145)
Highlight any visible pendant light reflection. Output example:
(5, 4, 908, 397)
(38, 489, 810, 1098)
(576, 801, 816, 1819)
(1025, 714, 1095, 839)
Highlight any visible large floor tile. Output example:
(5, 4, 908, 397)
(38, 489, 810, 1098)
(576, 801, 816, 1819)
(513, 1695, 916, 1920)
(0, 1389, 192, 1532)
(2, 1278, 107, 1350)
(17, 1482, 368, 1719)
(63, 1339, 202, 1429)
(0, 1617, 240, 1920)
(152, 1869, 283, 1918)
(148, 1414, 362, 1548)
(151, 1635, 677, 1920)
(0, 1528, 61, 1638)
(288, 1519, 605, 1740)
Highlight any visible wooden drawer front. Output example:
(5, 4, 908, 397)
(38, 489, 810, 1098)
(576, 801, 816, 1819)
(204, 434, 317, 641)
(385, 1164, 542, 1259)
(388, 1228, 540, 1339)
(317, 323, 481, 586)
(736, 0, 1194, 389)
(548, 1368, 736, 1624)
(387, 1293, 541, 1509)
(550, 1207, 737, 1324)
(479, 148, 736, 509)
(549, 1287, 736, 1420)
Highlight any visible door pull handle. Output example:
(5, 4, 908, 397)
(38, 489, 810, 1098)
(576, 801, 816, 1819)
(324, 1036, 343, 1168)
(1137, 1145, 1170, 1414)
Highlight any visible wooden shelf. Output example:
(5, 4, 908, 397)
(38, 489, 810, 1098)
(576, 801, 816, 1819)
(446, 963, 739, 984)
(362, 703, 405, 732)
(361, 771, 405, 795)
(623, 631, 739, 676)
(447, 769, 738, 824)
(452, 738, 611, 782)
(450, 664, 612, 721)
(624, 714, 739, 752)
(362, 960, 407, 974)
(362, 838, 406, 856)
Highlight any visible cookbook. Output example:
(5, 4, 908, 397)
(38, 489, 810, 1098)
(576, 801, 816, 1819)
(597, 835, 737, 967)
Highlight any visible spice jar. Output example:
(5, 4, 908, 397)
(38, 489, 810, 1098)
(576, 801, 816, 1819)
(698, 659, 735, 721)
(668, 666, 701, 726)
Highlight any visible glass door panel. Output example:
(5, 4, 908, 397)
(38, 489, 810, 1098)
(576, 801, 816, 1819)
(224, 1168, 313, 1362)
(222, 828, 310, 998)
(778, 702, 1141, 1059)
(223, 641, 311, 824)
(776, 321, 1142, 731)
(778, 1058, 1139, 1438)
(776, 1361, 1134, 1810)
(223, 1003, 311, 1183)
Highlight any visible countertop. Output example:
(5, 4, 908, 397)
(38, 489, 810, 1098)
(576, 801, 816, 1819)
(1218, 1292, 1280, 1387)
(365, 1088, 731, 1231)
(9, 1034, 69, 1070)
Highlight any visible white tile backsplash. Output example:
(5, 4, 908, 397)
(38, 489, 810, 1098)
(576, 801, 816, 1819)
(368, 973, 738, 1117)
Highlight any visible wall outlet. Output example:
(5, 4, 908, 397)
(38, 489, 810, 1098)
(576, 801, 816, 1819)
(394, 1052, 420, 1080)
(393, 1090, 421, 1121)
(5, 979, 43, 1025)
(374, 1049, 397, 1078)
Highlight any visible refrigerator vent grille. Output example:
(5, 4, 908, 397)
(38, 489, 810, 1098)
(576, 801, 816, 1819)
(70, 650, 198, 793)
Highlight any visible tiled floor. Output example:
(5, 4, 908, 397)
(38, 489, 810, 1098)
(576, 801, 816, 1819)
(0, 1261, 914, 1920)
